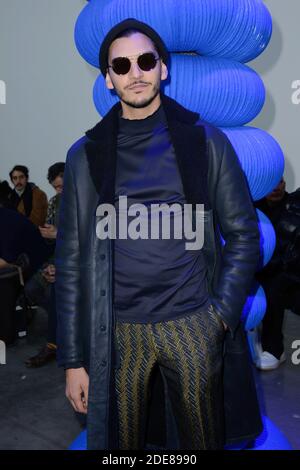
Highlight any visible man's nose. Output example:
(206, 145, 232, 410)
(129, 61, 143, 79)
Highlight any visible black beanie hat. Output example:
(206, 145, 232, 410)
(99, 18, 169, 76)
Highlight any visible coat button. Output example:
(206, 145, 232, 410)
(100, 325, 106, 332)
(101, 289, 106, 296)
(100, 254, 105, 260)
(101, 360, 107, 367)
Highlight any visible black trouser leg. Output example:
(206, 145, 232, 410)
(260, 273, 288, 359)
(0, 276, 20, 345)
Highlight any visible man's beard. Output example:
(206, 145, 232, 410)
(116, 82, 160, 109)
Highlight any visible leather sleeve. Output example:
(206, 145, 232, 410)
(55, 149, 83, 368)
(208, 128, 261, 335)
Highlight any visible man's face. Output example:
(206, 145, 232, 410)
(105, 32, 168, 110)
(51, 175, 63, 195)
(266, 178, 286, 203)
(11, 171, 28, 191)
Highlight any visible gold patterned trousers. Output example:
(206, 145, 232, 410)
(114, 304, 225, 450)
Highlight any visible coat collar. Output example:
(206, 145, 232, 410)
(85, 94, 210, 209)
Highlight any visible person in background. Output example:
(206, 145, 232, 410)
(0, 181, 51, 345)
(8, 165, 48, 227)
(0, 180, 13, 205)
(25, 163, 65, 367)
(39, 162, 64, 239)
(255, 178, 300, 370)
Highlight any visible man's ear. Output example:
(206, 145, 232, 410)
(105, 71, 114, 90)
(161, 62, 168, 82)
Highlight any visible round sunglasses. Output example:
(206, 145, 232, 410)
(108, 52, 160, 75)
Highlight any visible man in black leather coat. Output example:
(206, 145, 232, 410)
(255, 178, 300, 370)
(55, 19, 262, 450)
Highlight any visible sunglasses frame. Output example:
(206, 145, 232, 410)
(108, 51, 160, 75)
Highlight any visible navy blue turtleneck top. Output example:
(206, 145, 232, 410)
(113, 105, 209, 323)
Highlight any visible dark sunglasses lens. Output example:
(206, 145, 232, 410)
(112, 57, 131, 75)
(138, 53, 157, 71)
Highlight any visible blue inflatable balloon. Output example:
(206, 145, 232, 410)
(75, 0, 272, 67)
(221, 127, 285, 201)
(242, 283, 266, 330)
(256, 208, 276, 269)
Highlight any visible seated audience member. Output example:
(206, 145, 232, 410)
(255, 178, 300, 370)
(0, 180, 13, 206)
(8, 165, 48, 227)
(25, 162, 65, 367)
(0, 181, 51, 345)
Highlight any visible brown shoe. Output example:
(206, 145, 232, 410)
(25, 344, 56, 368)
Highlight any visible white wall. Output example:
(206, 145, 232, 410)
(0, 0, 99, 198)
(0, 0, 299, 198)
(249, 0, 300, 192)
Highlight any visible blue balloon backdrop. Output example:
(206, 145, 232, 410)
(242, 283, 267, 331)
(256, 208, 276, 269)
(75, 0, 272, 66)
(221, 127, 285, 201)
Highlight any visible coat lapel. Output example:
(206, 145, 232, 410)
(85, 101, 121, 206)
(84, 94, 210, 209)
(161, 95, 210, 209)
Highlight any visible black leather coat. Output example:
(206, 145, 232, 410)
(55, 95, 263, 449)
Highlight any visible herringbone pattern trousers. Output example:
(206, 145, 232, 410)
(114, 304, 225, 450)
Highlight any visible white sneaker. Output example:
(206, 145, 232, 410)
(255, 351, 286, 371)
